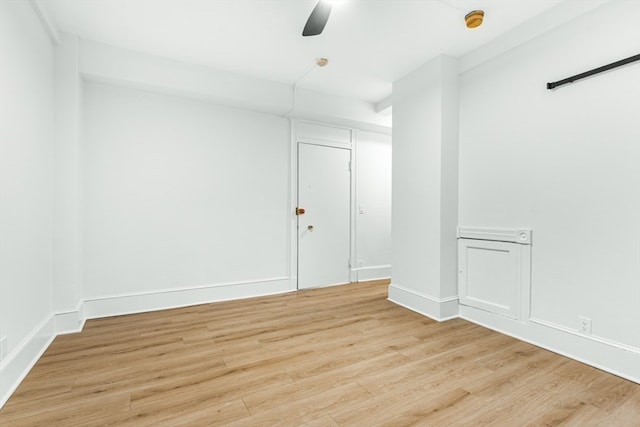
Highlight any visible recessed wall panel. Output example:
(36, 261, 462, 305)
(459, 239, 521, 319)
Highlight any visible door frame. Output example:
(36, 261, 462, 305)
(289, 120, 358, 290)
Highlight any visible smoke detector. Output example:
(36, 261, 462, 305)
(465, 10, 484, 28)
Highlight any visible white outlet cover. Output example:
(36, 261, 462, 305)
(578, 316, 592, 334)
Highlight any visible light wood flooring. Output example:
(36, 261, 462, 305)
(1, 280, 638, 426)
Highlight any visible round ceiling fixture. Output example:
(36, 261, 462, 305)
(465, 10, 485, 29)
(316, 58, 329, 67)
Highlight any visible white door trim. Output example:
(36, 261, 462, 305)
(289, 120, 358, 290)
(288, 119, 298, 291)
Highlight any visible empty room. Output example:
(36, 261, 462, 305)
(1, 0, 639, 425)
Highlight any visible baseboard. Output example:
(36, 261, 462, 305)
(460, 305, 640, 384)
(387, 283, 459, 321)
(0, 315, 56, 409)
(54, 303, 86, 335)
(83, 277, 293, 319)
(352, 264, 391, 282)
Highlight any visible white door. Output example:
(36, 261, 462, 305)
(298, 143, 351, 289)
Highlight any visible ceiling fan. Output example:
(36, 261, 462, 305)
(302, 1, 333, 37)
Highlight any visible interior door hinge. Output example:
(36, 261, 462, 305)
(348, 161, 352, 172)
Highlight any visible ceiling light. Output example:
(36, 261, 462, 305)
(316, 58, 329, 67)
(465, 10, 485, 29)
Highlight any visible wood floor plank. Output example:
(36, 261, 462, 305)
(330, 382, 472, 426)
(242, 350, 409, 414)
(1, 279, 638, 426)
(300, 415, 340, 427)
(228, 382, 373, 426)
(121, 397, 250, 427)
(594, 387, 640, 426)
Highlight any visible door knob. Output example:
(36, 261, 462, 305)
(308, 225, 314, 231)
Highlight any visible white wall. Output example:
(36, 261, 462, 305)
(82, 83, 292, 314)
(389, 55, 459, 320)
(355, 130, 392, 281)
(389, 1, 639, 382)
(82, 84, 393, 316)
(79, 39, 392, 132)
(294, 90, 392, 134)
(0, 0, 56, 405)
(53, 33, 83, 329)
(458, 1, 639, 377)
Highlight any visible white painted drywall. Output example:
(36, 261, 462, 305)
(355, 130, 392, 280)
(390, 55, 459, 309)
(53, 33, 83, 320)
(392, 59, 444, 298)
(293, 89, 392, 133)
(79, 39, 392, 132)
(82, 83, 291, 299)
(459, 1, 640, 349)
(0, 0, 56, 395)
(79, 39, 292, 116)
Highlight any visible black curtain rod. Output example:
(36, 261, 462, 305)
(547, 53, 640, 90)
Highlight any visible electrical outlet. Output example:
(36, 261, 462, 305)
(357, 259, 364, 268)
(0, 336, 7, 361)
(578, 316, 592, 334)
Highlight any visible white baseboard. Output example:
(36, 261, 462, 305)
(388, 283, 459, 321)
(460, 305, 640, 384)
(83, 277, 292, 319)
(54, 303, 86, 335)
(353, 264, 391, 282)
(0, 316, 56, 409)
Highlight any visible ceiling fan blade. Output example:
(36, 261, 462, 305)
(302, 1, 332, 37)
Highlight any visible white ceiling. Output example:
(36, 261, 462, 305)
(44, 0, 602, 103)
